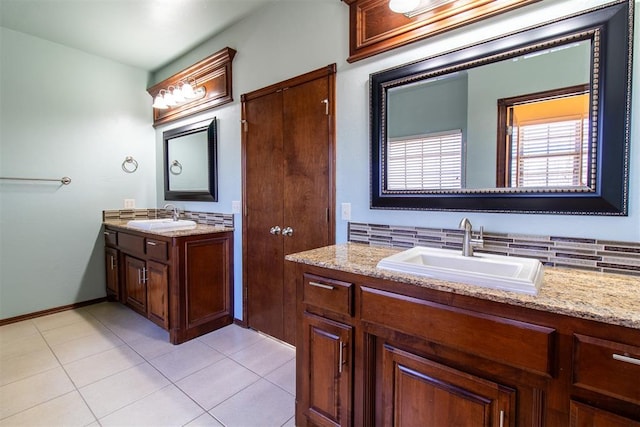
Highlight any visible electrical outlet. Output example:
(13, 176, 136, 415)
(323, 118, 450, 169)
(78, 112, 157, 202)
(341, 202, 351, 221)
(232, 200, 242, 214)
(124, 199, 136, 209)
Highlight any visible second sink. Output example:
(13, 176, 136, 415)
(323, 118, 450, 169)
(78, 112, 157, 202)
(377, 246, 544, 295)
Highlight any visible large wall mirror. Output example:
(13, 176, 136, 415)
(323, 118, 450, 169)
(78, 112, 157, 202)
(370, 1, 632, 214)
(163, 118, 218, 201)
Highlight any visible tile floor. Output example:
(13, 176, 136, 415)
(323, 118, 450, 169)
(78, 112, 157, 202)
(0, 302, 296, 426)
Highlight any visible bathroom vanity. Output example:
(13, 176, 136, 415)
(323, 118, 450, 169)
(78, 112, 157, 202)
(103, 220, 233, 344)
(287, 244, 640, 426)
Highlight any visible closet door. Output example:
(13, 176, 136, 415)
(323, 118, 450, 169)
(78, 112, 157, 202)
(242, 65, 336, 345)
(244, 89, 286, 340)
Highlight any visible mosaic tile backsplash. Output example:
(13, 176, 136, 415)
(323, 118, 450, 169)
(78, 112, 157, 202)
(103, 209, 234, 228)
(348, 222, 640, 276)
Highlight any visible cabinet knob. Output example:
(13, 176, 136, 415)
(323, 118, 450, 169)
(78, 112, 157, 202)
(282, 226, 294, 237)
(269, 226, 281, 235)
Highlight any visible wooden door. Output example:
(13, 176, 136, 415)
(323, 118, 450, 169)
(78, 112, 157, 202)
(301, 312, 352, 427)
(243, 65, 335, 344)
(147, 260, 169, 329)
(124, 255, 146, 316)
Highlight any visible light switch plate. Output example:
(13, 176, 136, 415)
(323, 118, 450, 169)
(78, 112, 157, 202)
(341, 202, 351, 221)
(124, 199, 136, 209)
(232, 200, 242, 214)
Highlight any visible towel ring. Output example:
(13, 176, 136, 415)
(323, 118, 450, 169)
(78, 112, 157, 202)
(122, 156, 138, 173)
(170, 160, 183, 175)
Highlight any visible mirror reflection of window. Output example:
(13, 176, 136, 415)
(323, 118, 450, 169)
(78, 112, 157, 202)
(497, 85, 590, 188)
(387, 130, 463, 190)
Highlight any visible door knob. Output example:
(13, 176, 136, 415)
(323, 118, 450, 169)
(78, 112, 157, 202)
(269, 226, 281, 235)
(282, 226, 294, 237)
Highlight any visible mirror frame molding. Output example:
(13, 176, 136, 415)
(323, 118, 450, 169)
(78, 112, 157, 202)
(370, 1, 632, 215)
(163, 118, 218, 202)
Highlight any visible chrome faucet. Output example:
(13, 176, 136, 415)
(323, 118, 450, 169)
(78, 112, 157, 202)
(459, 218, 484, 257)
(163, 203, 179, 221)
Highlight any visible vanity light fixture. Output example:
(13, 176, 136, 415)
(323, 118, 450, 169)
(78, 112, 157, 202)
(389, 0, 456, 17)
(152, 78, 206, 110)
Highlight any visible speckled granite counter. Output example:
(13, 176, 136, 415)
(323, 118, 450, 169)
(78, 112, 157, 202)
(286, 243, 640, 330)
(103, 219, 233, 238)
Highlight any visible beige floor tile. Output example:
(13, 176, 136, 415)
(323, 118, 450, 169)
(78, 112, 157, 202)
(184, 412, 224, 426)
(282, 416, 296, 427)
(41, 317, 108, 347)
(51, 328, 124, 364)
(127, 331, 175, 360)
(198, 324, 266, 355)
(63, 344, 144, 387)
(209, 379, 294, 427)
(0, 321, 39, 345)
(32, 309, 96, 332)
(0, 391, 95, 426)
(176, 357, 260, 410)
(264, 357, 296, 395)
(0, 347, 60, 386)
(149, 339, 225, 382)
(79, 362, 170, 419)
(0, 367, 75, 419)
(99, 385, 204, 427)
(0, 334, 49, 362)
(106, 316, 169, 344)
(228, 335, 295, 377)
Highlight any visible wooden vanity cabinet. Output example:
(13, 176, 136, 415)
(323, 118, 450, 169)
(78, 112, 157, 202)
(104, 225, 233, 344)
(293, 263, 640, 427)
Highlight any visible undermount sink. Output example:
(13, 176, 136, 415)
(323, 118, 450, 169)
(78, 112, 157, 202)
(377, 246, 544, 295)
(126, 219, 197, 231)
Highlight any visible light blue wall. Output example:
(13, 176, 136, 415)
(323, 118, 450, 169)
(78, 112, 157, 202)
(153, 0, 639, 322)
(0, 28, 155, 319)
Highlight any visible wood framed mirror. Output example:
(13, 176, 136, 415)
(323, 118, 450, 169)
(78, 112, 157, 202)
(163, 118, 218, 202)
(370, 1, 632, 215)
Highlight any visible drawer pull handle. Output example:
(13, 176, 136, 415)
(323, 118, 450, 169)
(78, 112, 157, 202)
(309, 281, 334, 290)
(613, 353, 640, 366)
(499, 410, 504, 427)
(147, 241, 157, 246)
(103, 232, 111, 236)
(338, 341, 346, 374)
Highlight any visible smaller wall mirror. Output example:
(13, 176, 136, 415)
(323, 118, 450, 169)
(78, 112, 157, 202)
(163, 118, 218, 201)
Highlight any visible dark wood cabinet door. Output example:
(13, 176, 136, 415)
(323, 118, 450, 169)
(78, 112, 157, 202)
(147, 260, 169, 329)
(105, 247, 119, 300)
(381, 344, 515, 427)
(570, 401, 640, 427)
(243, 65, 336, 345)
(244, 88, 286, 341)
(124, 255, 146, 316)
(301, 312, 352, 427)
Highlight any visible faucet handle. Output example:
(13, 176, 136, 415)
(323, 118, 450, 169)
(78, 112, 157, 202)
(478, 226, 484, 240)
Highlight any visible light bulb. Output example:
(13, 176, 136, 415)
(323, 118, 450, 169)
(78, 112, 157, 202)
(182, 81, 195, 99)
(152, 90, 168, 109)
(173, 86, 185, 103)
(164, 87, 177, 106)
(389, 0, 421, 13)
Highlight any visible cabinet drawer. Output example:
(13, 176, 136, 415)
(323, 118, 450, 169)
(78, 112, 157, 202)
(104, 228, 118, 246)
(118, 232, 145, 257)
(146, 239, 168, 261)
(303, 274, 353, 316)
(573, 334, 640, 404)
(361, 286, 555, 376)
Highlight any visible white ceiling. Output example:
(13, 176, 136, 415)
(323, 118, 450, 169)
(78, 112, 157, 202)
(0, 0, 293, 71)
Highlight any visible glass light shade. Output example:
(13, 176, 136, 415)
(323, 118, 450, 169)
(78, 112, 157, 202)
(173, 86, 185, 103)
(389, 0, 421, 13)
(164, 90, 177, 106)
(182, 82, 196, 99)
(152, 92, 168, 109)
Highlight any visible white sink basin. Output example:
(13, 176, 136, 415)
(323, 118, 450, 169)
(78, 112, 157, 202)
(126, 219, 197, 231)
(377, 246, 544, 295)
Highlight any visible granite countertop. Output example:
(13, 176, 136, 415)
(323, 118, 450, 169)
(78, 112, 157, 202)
(103, 219, 233, 238)
(286, 243, 640, 330)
